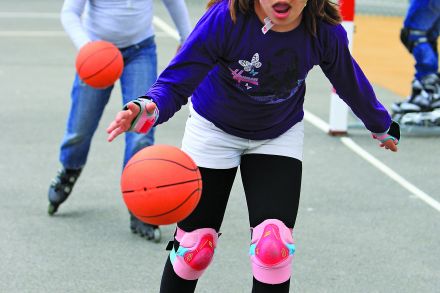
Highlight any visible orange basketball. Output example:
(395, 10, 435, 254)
(121, 145, 202, 225)
(75, 40, 123, 89)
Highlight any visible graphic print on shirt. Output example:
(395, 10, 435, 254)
(239, 53, 262, 77)
(229, 50, 304, 104)
(230, 53, 262, 90)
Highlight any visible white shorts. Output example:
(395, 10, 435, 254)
(181, 106, 304, 169)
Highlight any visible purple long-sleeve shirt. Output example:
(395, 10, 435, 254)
(146, 0, 391, 140)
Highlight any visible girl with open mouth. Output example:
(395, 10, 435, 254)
(107, 0, 400, 292)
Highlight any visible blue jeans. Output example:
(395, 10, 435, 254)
(404, 0, 440, 79)
(59, 36, 158, 169)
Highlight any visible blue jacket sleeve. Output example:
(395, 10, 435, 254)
(319, 24, 392, 133)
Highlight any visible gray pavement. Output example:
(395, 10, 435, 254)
(1, 1, 439, 292)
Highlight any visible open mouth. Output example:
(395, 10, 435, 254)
(272, 2, 291, 14)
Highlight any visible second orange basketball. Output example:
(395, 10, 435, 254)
(121, 145, 202, 226)
(75, 40, 123, 89)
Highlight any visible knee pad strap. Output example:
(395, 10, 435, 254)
(401, 28, 429, 53)
(170, 227, 218, 280)
(249, 219, 295, 284)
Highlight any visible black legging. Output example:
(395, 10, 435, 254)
(160, 154, 302, 293)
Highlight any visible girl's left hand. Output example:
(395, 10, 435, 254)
(373, 120, 400, 152)
(380, 139, 398, 152)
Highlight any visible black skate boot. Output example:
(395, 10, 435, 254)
(421, 73, 440, 99)
(391, 79, 430, 115)
(410, 74, 440, 125)
(424, 74, 440, 126)
(429, 73, 440, 110)
(129, 213, 161, 242)
(48, 167, 82, 215)
(392, 75, 440, 126)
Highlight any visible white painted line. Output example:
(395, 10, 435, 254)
(304, 109, 329, 133)
(153, 32, 172, 38)
(0, 12, 59, 18)
(0, 30, 172, 38)
(340, 137, 440, 212)
(0, 30, 65, 37)
(304, 110, 440, 213)
(0, 13, 177, 40)
(153, 16, 180, 41)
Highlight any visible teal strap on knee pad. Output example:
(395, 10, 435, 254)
(169, 246, 190, 264)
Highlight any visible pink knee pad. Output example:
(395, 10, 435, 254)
(249, 219, 295, 284)
(169, 227, 218, 280)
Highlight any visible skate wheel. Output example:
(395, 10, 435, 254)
(143, 227, 161, 243)
(48, 203, 58, 216)
(152, 228, 161, 243)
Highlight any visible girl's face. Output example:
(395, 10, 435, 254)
(255, 0, 307, 32)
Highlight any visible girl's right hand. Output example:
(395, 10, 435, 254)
(106, 102, 141, 142)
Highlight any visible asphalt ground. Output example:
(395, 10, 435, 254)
(1, 1, 439, 292)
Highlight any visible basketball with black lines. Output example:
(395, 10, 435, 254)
(121, 145, 202, 225)
(75, 40, 123, 89)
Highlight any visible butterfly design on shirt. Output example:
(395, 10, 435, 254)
(238, 53, 262, 77)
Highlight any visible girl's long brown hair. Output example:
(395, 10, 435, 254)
(206, 0, 341, 36)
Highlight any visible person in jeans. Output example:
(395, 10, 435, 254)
(48, 0, 192, 242)
(392, 0, 440, 126)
